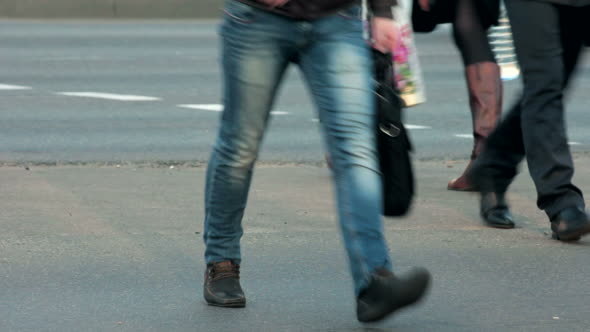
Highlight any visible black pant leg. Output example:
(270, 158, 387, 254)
(471, 100, 524, 194)
(505, 0, 586, 218)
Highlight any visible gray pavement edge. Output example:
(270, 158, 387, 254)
(0, 0, 225, 19)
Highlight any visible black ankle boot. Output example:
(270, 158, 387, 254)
(550, 207, 590, 242)
(204, 261, 246, 308)
(480, 192, 515, 229)
(356, 268, 430, 323)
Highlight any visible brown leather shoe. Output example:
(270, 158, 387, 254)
(447, 177, 476, 191)
(448, 159, 477, 191)
(203, 261, 246, 308)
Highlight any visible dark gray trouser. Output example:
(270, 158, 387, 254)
(474, 0, 589, 218)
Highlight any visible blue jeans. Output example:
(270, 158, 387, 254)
(204, 0, 392, 295)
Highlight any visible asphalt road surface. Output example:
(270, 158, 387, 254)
(1, 20, 589, 165)
(2, 163, 590, 331)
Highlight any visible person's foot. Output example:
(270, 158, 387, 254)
(203, 261, 246, 308)
(356, 268, 431, 323)
(447, 175, 476, 191)
(550, 207, 590, 242)
(448, 160, 477, 191)
(480, 192, 515, 229)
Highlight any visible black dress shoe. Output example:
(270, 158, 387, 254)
(357, 268, 431, 323)
(204, 261, 246, 308)
(480, 192, 515, 229)
(550, 207, 590, 242)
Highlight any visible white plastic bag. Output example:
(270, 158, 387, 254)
(391, 0, 426, 107)
(362, 0, 426, 107)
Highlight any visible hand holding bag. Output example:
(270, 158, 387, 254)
(373, 50, 415, 216)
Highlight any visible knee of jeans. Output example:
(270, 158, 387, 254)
(214, 138, 259, 169)
(330, 143, 379, 173)
(326, 129, 378, 170)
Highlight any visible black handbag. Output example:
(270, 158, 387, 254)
(373, 50, 415, 217)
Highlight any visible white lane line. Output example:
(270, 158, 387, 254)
(57, 92, 161, 101)
(178, 104, 223, 112)
(0, 84, 32, 90)
(406, 124, 432, 130)
(178, 104, 290, 115)
(310, 119, 431, 128)
(455, 134, 582, 146)
(455, 134, 582, 145)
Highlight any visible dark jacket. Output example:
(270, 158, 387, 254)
(236, 0, 397, 19)
(412, 0, 500, 33)
(539, 0, 590, 5)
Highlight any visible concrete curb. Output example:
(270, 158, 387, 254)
(0, 0, 224, 18)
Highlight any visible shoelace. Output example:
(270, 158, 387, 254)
(210, 264, 240, 282)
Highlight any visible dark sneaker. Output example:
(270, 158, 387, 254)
(204, 261, 246, 308)
(356, 268, 431, 323)
(550, 207, 590, 242)
(480, 192, 515, 229)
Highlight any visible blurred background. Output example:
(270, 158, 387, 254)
(0, 0, 223, 19)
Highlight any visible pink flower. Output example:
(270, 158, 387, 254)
(393, 44, 409, 64)
(397, 79, 407, 89)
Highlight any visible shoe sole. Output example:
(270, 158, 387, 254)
(552, 223, 590, 242)
(481, 212, 515, 229)
(447, 185, 477, 192)
(481, 216, 515, 229)
(204, 287, 246, 308)
(206, 301, 246, 308)
(485, 222, 515, 229)
(446, 179, 477, 192)
(358, 292, 429, 323)
(358, 272, 431, 323)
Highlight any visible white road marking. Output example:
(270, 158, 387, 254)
(311, 119, 430, 129)
(57, 92, 161, 101)
(456, 135, 581, 146)
(406, 124, 432, 130)
(0, 84, 32, 90)
(178, 104, 290, 115)
(178, 104, 223, 112)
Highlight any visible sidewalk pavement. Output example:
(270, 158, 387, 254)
(1, 156, 590, 331)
